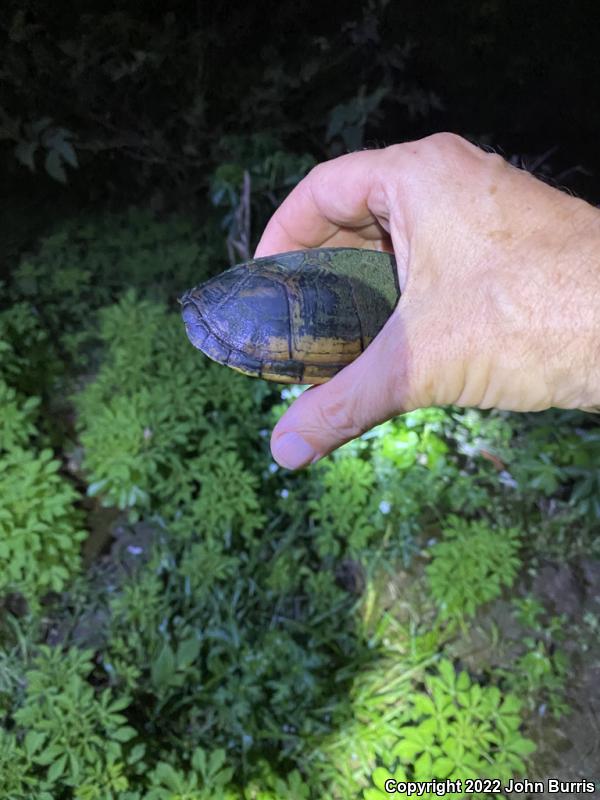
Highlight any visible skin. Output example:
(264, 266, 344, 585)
(254, 133, 600, 470)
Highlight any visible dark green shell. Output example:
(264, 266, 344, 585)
(179, 247, 400, 384)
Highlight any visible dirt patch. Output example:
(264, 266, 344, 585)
(449, 557, 600, 794)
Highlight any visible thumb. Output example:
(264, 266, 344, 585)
(270, 317, 411, 469)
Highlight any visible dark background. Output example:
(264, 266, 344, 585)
(2, 0, 600, 248)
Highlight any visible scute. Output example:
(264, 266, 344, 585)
(180, 247, 400, 384)
(186, 266, 292, 361)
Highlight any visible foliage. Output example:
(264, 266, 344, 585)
(364, 662, 535, 799)
(3, 210, 224, 379)
(101, 530, 361, 769)
(0, 303, 62, 399)
(0, 434, 85, 604)
(501, 598, 570, 719)
(0, 1, 442, 210)
(309, 458, 378, 557)
(0, 379, 40, 450)
(139, 748, 237, 800)
(76, 292, 269, 526)
(13, 116, 78, 183)
(209, 134, 316, 261)
(3, 646, 138, 797)
(3, 211, 600, 798)
(0, 446, 83, 599)
(2, 0, 600, 787)
(0, 310, 86, 605)
(425, 516, 522, 622)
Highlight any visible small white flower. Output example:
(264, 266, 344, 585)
(269, 463, 279, 474)
(280, 489, 289, 499)
(499, 470, 518, 489)
(281, 386, 305, 400)
(378, 500, 391, 515)
(127, 545, 143, 556)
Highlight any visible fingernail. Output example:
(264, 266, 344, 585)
(272, 432, 318, 470)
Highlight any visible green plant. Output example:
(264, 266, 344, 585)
(0, 726, 55, 800)
(0, 303, 63, 398)
(144, 748, 236, 800)
(4, 210, 226, 386)
(13, 117, 78, 183)
(425, 516, 521, 622)
(309, 458, 378, 557)
(3, 646, 140, 795)
(243, 766, 310, 800)
(209, 134, 315, 259)
(364, 660, 535, 798)
(8, 207, 600, 798)
(501, 598, 570, 718)
(0, 379, 40, 451)
(76, 292, 270, 524)
(0, 445, 85, 603)
(86, 499, 371, 786)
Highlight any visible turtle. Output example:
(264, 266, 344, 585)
(179, 247, 400, 384)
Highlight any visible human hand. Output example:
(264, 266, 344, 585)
(255, 133, 600, 470)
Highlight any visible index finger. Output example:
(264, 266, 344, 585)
(254, 149, 394, 257)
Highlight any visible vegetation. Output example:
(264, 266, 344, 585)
(0, 210, 598, 797)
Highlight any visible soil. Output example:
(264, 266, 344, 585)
(524, 559, 600, 796)
(450, 558, 600, 797)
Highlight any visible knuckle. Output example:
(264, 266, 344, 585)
(422, 131, 477, 163)
(307, 159, 330, 190)
(425, 130, 466, 149)
(408, 132, 510, 187)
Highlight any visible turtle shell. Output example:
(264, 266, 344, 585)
(180, 247, 400, 384)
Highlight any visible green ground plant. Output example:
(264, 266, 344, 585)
(0, 375, 85, 604)
(1, 211, 594, 798)
(425, 516, 521, 622)
(364, 660, 534, 799)
(76, 291, 269, 525)
(501, 598, 570, 719)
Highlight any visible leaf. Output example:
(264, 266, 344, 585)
(438, 659, 456, 688)
(46, 129, 78, 167)
(176, 636, 201, 668)
(432, 756, 454, 777)
(456, 670, 470, 691)
(47, 753, 68, 782)
(113, 725, 138, 742)
(24, 730, 46, 757)
(393, 737, 424, 761)
(413, 692, 436, 716)
(128, 743, 146, 764)
(500, 694, 522, 714)
(207, 748, 226, 777)
(14, 140, 38, 171)
(87, 478, 109, 496)
(508, 736, 536, 756)
(35, 744, 65, 765)
(414, 750, 433, 779)
(151, 643, 176, 687)
(191, 746, 206, 774)
(153, 761, 183, 791)
(45, 149, 67, 182)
